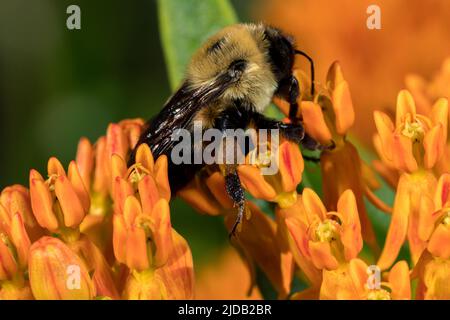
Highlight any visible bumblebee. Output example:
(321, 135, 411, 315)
(129, 23, 322, 235)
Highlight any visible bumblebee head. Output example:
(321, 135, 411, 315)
(263, 26, 315, 96)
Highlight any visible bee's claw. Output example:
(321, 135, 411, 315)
(228, 201, 245, 239)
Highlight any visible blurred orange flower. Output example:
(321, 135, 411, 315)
(413, 174, 450, 299)
(260, 0, 450, 145)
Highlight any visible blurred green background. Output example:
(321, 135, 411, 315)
(0, 0, 259, 266)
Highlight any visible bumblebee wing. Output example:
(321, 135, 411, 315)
(136, 74, 234, 160)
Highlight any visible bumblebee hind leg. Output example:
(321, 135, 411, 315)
(224, 167, 246, 238)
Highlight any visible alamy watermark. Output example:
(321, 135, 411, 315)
(170, 121, 280, 175)
(366, 265, 381, 290)
(66, 264, 81, 290)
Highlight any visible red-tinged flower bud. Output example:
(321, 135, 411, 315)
(75, 137, 94, 192)
(1, 185, 43, 241)
(29, 236, 96, 300)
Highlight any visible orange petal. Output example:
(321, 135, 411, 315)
(396, 90, 417, 127)
(237, 165, 276, 201)
(301, 188, 327, 221)
(373, 111, 394, 160)
(112, 177, 134, 215)
(423, 124, 444, 169)
(205, 172, 234, 209)
(112, 214, 127, 264)
(177, 181, 222, 216)
(300, 101, 333, 144)
(138, 175, 160, 214)
(29, 175, 58, 231)
(155, 230, 194, 299)
(123, 196, 142, 228)
(119, 118, 144, 150)
(68, 161, 90, 213)
(126, 226, 150, 271)
(0, 203, 12, 231)
(106, 123, 129, 161)
(278, 141, 304, 192)
(431, 98, 448, 142)
(285, 217, 311, 259)
(135, 143, 154, 172)
(308, 241, 339, 270)
(435, 173, 450, 208)
(285, 217, 322, 285)
(332, 81, 354, 135)
(75, 137, 94, 191)
(0, 240, 17, 280)
(7, 188, 40, 239)
(93, 136, 110, 194)
(29, 237, 95, 299)
(154, 155, 171, 201)
(47, 157, 66, 177)
(377, 175, 410, 270)
(111, 154, 127, 179)
(337, 190, 362, 260)
(389, 260, 411, 300)
(10, 213, 31, 268)
(418, 194, 436, 242)
(348, 258, 368, 296)
(326, 61, 345, 91)
(428, 224, 450, 259)
(152, 199, 173, 268)
(54, 175, 85, 228)
(391, 133, 418, 173)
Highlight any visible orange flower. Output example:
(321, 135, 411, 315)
(111, 144, 193, 300)
(29, 157, 89, 239)
(0, 204, 33, 299)
(375, 91, 448, 269)
(285, 188, 362, 272)
(276, 62, 379, 252)
(238, 140, 303, 208)
(374, 90, 448, 173)
(28, 236, 96, 300)
(406, 58, 450, 175)
(412, 174, 450, 299)
(1, 185, 43, 242)
(320, 259, 410, 300)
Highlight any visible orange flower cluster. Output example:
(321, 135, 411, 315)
(1, 57, 450, 300)
(1, 120, 193, 300)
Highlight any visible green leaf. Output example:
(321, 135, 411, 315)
(157, 0, 238, 90)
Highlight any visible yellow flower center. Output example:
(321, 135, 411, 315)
(128, 163, 151, 184)
(367, 289, 391, 300)
(443, 212, 450, 226)
(249, 145, 272, 168)
(401, 120, 424, 142)
(316, 220, 338, 242)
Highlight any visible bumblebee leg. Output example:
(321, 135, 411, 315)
(251, 112, 306, 144)
(224, 167, 246, 238)
(287, 76, 300, 121)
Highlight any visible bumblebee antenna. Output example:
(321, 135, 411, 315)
(295, 50, 315, 96)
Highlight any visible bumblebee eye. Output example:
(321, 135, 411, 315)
(228, 59, 247, 79)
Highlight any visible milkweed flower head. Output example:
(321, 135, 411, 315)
(2, 52, 450, 301)
(374, 90, 449, 269)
